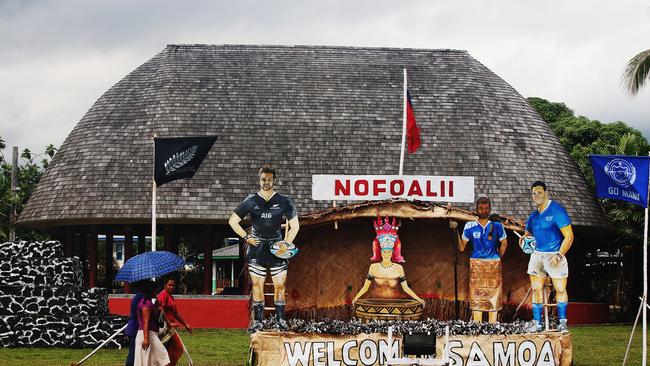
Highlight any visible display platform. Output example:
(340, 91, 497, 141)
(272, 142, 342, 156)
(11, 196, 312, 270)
(250, 328, 572, 366)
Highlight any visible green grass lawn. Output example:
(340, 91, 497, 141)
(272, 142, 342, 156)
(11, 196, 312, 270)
(0, 329, 249, 366)
(0, 325, 646, 366)
(571, 324, 645, 366)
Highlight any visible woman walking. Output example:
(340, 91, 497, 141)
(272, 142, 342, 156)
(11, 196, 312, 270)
(135, 281, 170, 366)
(125, 281, 147, 366)
(157, 277, 192, 365)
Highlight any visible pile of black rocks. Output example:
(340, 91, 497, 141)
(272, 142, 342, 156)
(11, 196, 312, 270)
(259, 317, 534, 336)
(0, 241, 127, 348)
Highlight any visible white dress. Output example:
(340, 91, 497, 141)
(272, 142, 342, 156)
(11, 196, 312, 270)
(134, 300, 170, 366)
(134, 329, 170, 366)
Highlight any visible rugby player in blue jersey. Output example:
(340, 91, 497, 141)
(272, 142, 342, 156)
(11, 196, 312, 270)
(452, 197, 508, 323)
(521, 181, 574, 332)
(228, 165, 300, 332)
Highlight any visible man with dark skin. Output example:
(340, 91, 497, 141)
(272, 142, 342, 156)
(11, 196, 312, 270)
(229, 165, 299, 332)
(451, 197, 508, 323)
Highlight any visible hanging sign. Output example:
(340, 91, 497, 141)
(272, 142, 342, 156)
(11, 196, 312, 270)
(312, 175, 475, 203)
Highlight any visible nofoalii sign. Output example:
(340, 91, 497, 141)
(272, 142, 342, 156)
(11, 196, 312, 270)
(312, 175, 475, 203)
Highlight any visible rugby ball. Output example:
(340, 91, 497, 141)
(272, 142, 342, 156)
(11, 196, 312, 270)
(521, 236, 536, 255)
(270, 241, 299, 259)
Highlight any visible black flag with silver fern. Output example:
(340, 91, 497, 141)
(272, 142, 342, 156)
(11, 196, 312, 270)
(154, 136, 218, 186)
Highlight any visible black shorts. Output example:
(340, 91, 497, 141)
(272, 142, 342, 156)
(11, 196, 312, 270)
(246, 237, 287, 268)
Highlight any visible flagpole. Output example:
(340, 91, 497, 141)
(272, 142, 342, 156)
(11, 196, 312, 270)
(641, 152, 650, 366)
(152, 134, 157, 252)
(399, 68, 407, 175)
(152, 181, 157, 252)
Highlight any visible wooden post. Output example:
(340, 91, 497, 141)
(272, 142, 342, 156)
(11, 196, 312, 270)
(123, 227, 134, 293)
(104, 233, 114, 289)
(230, 260, 235, 288)
(87, 228, 98, 288)
(203, 226, 213, 295)
(450, 220, 459, 320)
(137, 231, 146, 254)
(164, 226, 178, 253)
(64, 227, 74, 257)
(78, 228, 88, 287)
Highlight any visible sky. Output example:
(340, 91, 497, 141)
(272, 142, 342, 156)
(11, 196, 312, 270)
(1, 0, 649, 160)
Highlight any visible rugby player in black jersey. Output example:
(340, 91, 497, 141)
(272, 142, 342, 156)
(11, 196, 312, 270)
(228, 165, 300, 332)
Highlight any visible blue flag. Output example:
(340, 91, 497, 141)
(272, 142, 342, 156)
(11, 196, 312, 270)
(590, 155, 650, 207)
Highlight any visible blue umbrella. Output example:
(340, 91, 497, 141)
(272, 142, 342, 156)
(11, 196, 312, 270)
(115, 251, 184, 283)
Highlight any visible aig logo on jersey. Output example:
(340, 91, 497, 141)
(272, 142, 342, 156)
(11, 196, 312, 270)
(271, 204, 281, 210)
(473, 231, 481, 239)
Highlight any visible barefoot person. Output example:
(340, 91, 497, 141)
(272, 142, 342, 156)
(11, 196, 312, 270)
(521, 181, 574, 332)
(228, 165, 299, 332)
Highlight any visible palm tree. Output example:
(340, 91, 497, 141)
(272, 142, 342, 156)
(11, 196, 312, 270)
(622, 49, 650, 95)
(607, 132, 646, 156)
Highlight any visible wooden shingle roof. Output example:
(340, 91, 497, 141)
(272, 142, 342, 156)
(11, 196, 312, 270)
(18, 44, 607, 228)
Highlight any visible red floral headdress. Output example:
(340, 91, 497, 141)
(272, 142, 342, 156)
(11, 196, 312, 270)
(370, 216, 405, 263)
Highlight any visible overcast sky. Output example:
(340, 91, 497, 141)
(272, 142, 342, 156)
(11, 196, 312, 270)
(1, 0, 649, 159)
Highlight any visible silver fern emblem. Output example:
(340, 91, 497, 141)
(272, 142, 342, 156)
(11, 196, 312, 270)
(164, 145, 198, 175)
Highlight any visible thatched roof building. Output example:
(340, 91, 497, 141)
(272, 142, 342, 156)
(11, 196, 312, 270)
(20, 44, 604, 227)
(18, 45, 608, 297)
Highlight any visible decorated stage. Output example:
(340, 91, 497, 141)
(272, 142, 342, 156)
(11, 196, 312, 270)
(251, 330, 572, 366)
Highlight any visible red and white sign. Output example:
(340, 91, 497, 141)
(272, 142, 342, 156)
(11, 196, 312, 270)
(312, 175, 475, 203)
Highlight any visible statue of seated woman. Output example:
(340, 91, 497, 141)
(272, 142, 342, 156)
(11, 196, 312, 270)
(351, 217, 425, 321)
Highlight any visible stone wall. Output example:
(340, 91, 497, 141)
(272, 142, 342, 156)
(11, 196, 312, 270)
(0, 241, 126, 348)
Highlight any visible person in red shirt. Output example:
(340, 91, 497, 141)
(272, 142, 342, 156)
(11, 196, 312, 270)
(157, 278, 192, 366)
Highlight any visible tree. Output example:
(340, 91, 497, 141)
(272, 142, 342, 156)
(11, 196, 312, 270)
(527, 97, 649, 185)
(0, 137, 57, 241)
(526, 97, 574, 123)
(622, 49, 650, 95)
(610, 133, 647, 155)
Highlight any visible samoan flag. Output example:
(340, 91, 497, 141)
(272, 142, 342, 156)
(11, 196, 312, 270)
(589, 154, 650, 207)
(406, 90, 421, 153)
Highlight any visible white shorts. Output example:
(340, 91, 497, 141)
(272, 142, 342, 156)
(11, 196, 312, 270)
(249, 262, 287, 278)
(527, 251, 568, 279)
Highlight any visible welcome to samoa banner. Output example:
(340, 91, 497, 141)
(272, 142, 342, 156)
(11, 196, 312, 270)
(250, 331, 572, 366)
(589, 155, 650, 207)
